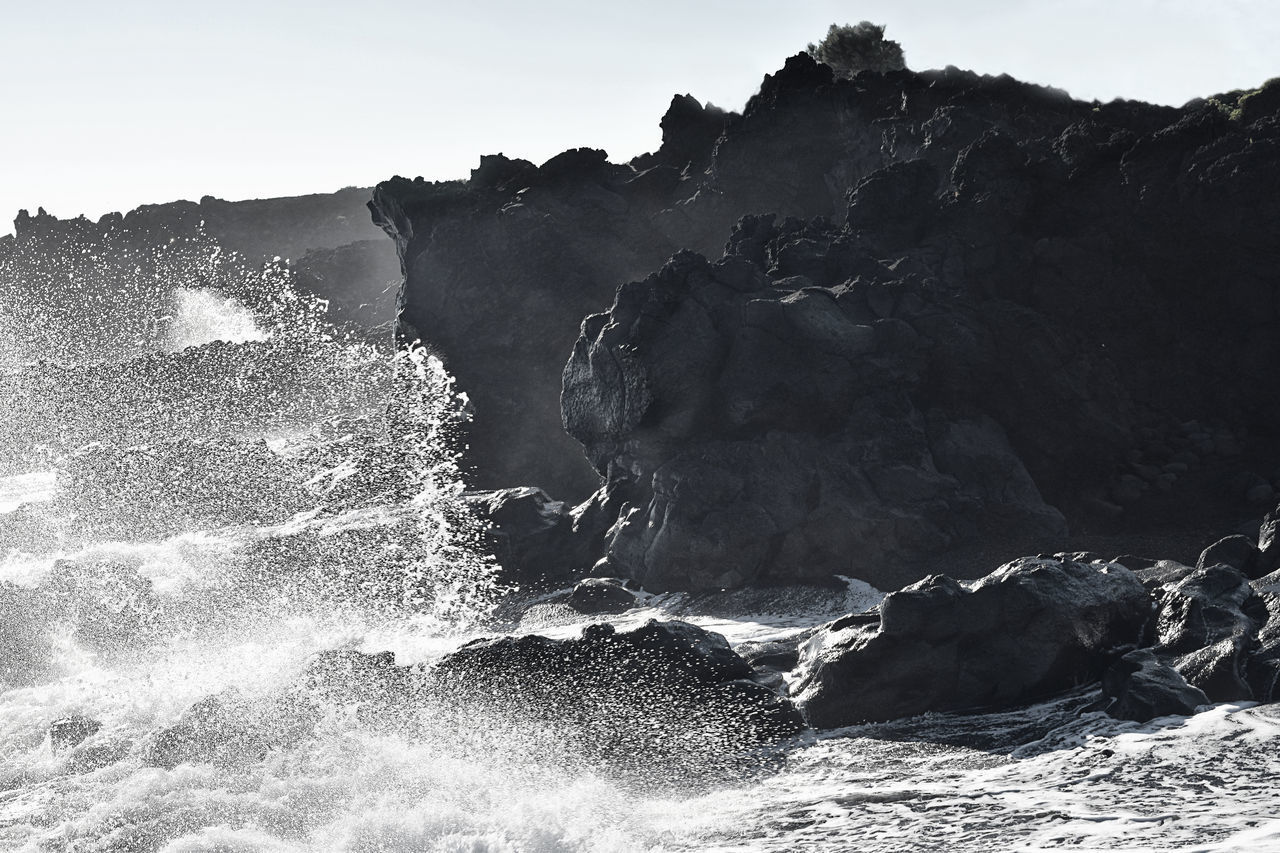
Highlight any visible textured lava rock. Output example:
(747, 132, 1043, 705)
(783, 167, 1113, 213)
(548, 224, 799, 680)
(1198, 535, 1262, 578)
(1246, 580, 1280, 702)
(791, 557, 1151, 727)
(1150, 563, 1268, 701)
(562, 249, 1067, 591)
(1102, 649, 1208, 722)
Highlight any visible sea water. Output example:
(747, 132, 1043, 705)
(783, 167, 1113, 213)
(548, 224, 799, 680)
(0, 234, 1278, 852)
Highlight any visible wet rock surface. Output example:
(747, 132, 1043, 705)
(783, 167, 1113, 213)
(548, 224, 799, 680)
(1101, 649, 1209, 722)
(791, 557, 1151, 727)
(1148, 563, 1268, 701)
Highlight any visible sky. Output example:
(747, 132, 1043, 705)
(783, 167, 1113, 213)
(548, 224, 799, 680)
(1, 0, 1277, 235)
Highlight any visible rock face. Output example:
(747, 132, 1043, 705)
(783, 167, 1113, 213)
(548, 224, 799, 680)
(463, 487, 602, 587)
(791, 557, 1151, 728)
(373, 57, 1280, 592)
(1247, 580, 1280, 702)
(369, 150, 687, 498)
(563, 250, 1067, 590)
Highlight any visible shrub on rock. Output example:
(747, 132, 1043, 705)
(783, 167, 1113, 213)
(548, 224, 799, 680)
(806, 22, 907, 79)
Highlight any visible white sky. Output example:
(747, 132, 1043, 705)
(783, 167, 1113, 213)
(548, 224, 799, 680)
(1, 0, 1276, 235)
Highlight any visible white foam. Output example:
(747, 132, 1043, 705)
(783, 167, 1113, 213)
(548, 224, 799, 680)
(164, 288, 267, 351)
(0, 471, 55, 513)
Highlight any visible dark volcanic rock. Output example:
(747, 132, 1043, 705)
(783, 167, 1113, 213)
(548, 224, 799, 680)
(791, 557, 1151, 727)
(562, 250, 1066, 591)
(464, 486, 603, 587)
(373, 55, 1280, 592)
(291, 239, 402, 328)
(1102, 649, 1208, 722)
(50, 715, 102, 751)
(2, 189, 397, 365)
(430, 620, 804, 773)
(1150, 563, 1268, 701)
(564, 577, 640, 615)
(1198, 534, 1262, 578)
(369, 151, 686, 499)
(145, 625, 802, 776)
(1257, 503, 1280, 577)
(1246, 584, 1280, 702)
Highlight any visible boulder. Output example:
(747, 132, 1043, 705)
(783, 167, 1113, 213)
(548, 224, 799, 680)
(1102, 649, 1208, 722)
(791, 557, 1151, 727)
(430, 620, 804, 775)
(1258, 503, 1280, 576)
(50, 715, 102, 751)
(563, 577, 641, 615)
(1197, 534, 1262, 578)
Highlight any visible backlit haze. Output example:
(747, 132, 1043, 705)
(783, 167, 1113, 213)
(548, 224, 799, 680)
(2, 0, 1276, 234)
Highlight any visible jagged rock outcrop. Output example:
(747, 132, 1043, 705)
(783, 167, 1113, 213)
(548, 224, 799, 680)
(373, 57, 1280, 592)
(291, 238, 402, 330)
(369, 148, 690, 498)
(10, 188, 386, 267)
(1247, 572, 1280, 702)
(790, 557, 1151, 727)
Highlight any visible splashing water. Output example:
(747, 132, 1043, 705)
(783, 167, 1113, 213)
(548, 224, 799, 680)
(1, 227, 1278, 852)
(164, 287, 268, 352)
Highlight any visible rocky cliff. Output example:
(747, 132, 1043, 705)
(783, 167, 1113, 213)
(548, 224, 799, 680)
(1, 188, 401, 360)
(374, 56, 1280, 592)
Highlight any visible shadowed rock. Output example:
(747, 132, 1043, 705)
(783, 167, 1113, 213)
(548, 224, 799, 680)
(1102, 649, 1208, 722)
(791, 557, 1151, 727)
(1150, 563, 1268, 701)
